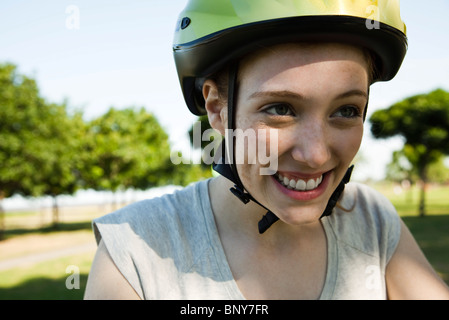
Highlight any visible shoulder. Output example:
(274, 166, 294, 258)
(93, 180, 210, 245)
(90, 180, 213, 298)
(325, 182, 401, 260)
(84, 240, 141, 300)
(336, 182, 399, 225)
(342, 182, 396, 214)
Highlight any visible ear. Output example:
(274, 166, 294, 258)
(203, 79, 227, 136)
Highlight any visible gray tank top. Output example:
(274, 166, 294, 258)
(93, 179, 401, 300)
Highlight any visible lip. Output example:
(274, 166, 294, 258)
(272, 170, 332, 201)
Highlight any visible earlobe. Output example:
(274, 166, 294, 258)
(203, 79, 227, 135)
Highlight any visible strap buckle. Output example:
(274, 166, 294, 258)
(230, 186, 251, 204)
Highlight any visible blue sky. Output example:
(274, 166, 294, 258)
(1, 0, 448, 181)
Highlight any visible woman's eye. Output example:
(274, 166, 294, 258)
(264, 104, 293, 116)
(333, 105, 361, 118)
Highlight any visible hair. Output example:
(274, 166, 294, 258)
(207, 44, 378, 102)
(336, 197, 357, 213)
(364, 48, 380, 86)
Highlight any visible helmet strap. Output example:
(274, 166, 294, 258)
(213, 62, 280, 233)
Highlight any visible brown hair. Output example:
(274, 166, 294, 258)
(207, 44, 378, 102)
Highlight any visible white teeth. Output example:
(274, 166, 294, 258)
(289, 179, 296, 189)
(306, 179, 316, 190)
(276, 173, 323, 191)
(296, 179, 306, 191)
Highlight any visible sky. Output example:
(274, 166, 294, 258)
(1, 0, 449, 183)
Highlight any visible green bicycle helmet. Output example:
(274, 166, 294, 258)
(172, 0, 408, 233)
(173, 0, 407, 115)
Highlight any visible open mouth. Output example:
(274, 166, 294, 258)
(274, 172, 324, 192)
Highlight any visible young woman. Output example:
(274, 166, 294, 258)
(84, 0, 449, 300)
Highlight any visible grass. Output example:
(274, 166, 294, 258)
(0, 184, 448, 299)
(401, 215, 449, 283)
(0, 205, 103, 300)
(371, 182, 449, 216)
(0, 252, 94, 300)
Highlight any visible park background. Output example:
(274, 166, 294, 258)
(0, 0, 448, 299)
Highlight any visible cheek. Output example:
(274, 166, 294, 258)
(234, 126, 279, 168)
(333, 126, 364, 163)
(234, 126, 280, 189)
(235, 113, 254, 131)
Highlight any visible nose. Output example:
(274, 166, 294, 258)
(290, 120, 331, 169)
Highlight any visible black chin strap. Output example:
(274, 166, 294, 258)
(212, 141, 278, 234)
(213, 62, 356, 234)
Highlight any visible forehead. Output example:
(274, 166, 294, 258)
(238, 42, 369, 94)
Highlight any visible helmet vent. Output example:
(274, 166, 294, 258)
(181, 17, 191, 30)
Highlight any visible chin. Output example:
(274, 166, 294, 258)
(272, 201, 329, 227)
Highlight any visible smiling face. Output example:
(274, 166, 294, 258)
(208, 42, 369, 226)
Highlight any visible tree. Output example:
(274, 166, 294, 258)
(0, 63, 85, 232)
(370, 89, 449, 216)
(386, 146, 418, 184)
(33, 102, 87, 227)
(427, 156, 449, 184)
(81, 107, 173, 205)
(0, 62, 211, 239)
(387, 148, 449, 185)
(0, 63, 47, 200)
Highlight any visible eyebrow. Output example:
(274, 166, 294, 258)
(335, 89, 368, 100)
(249, 89, 368, 101)
(249, 90, 304, 100)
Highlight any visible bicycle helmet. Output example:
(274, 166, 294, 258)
(173, 0, 408, 233)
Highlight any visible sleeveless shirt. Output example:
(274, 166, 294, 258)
(92, 179, 401, 300)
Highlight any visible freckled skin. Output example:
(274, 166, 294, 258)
(233, 43, 368, 225)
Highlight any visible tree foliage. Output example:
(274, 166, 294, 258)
(82, 108, 213, 195)
(370, 88, 449, 216)
(387, 148, 449, 184)
(0, 63, 87, 229)
(82, 107, 172, 194)
(0, 62, 209, 238)
(1, 63, 47, 198)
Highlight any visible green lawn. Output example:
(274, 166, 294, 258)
(0, 252, 94, 300)
(372, 182, 449, 217)
(402, 215, 449, 283)
(0, 207, 99, 300)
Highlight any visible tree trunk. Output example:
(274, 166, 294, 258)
(0, 191, 5, 241)
(418, 182, 427, 217)
(418, 166, 428, 217)
(0, 201, 5, 241)
(52, 195, 59, 228)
